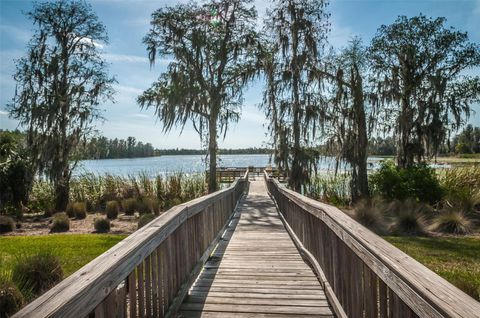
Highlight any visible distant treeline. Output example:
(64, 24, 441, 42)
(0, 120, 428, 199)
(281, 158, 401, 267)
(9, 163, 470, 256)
(78, 136, 273, 159)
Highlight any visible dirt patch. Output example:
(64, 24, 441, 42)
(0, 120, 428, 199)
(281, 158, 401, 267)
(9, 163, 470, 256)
(3, 213, 139, 236)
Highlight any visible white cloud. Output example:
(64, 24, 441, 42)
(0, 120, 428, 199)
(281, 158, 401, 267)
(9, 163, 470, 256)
(115, 84, 144, 95)
(0, 110, 8, 116)
(132, 113, 150, 119)
(102, 53, 149, 63)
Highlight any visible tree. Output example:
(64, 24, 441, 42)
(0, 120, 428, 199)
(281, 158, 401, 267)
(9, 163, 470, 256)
(139, 0, 259, 193)
(262, 0, 330, 191)
(8, 0, 115, 211)
(452, 124, 480, 154)
(317, 38, 373, 201)
(369, 15, 480, 168)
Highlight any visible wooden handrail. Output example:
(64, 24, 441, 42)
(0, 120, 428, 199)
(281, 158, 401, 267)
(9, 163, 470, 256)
(264, 171, 480, 318)
(14, 170, 249, 318)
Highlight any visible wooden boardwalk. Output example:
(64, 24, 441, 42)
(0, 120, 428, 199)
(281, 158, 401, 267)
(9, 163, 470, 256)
(178, 180, 334, 317)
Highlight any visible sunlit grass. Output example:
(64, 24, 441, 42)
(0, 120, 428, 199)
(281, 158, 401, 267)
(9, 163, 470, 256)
(0, 234, 126, 277)
(384, 236, 480, 300)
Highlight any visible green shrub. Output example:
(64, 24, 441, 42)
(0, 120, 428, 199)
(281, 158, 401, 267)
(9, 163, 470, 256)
(122, 198, 137, 215)
(65, 202, 75, 218)
(28, 181, 55, 214)
(389, 199, 428, 236)
(370, 161, 443, 204)
(136, 197, 159, 215)
(72, 202, 86, 219)
(105, 200, 119, 219)
(353, 197, 388, 234)
(0, 216, 15, 234)
(138, 213, 156, 229)
(94, 218, 110, 233)
(431, 209, 472, 234)
(12, 253, 63, 298)
(50, 213, 70, 233)
(0, 272, 24, 317)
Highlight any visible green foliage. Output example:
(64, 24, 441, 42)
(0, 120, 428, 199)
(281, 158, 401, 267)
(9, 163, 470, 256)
(439, 166, 480, 214)
(138, 214, 156, 229)
(12, 253, 63, 299)
(370, 161, 443, 204)
(136, 197, 159, 215)
(369, 15, 480, 166)
(8, 1, 115, 212)
(0, 271, 24, 318)
(28, 181, 55, 215)
(0, 216, 15, 234)
(94, 218, 110, 233)
(0, 130, 31, 214)
(72, 202, 87, 219)
(431, 209, 472, 235)
(122, 198, 137, 216)
(50, 213, 70, 233)
(105, 201, 119, 219)
(139, 0, 260, 192)
(307, 174, 351, 206)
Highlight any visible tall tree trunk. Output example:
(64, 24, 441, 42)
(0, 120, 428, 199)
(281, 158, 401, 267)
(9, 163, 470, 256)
(208, 112, 218, 193)
(351, 67, 369, 202)
(351, 67, 370, 202)
(54, 169, 70, 212)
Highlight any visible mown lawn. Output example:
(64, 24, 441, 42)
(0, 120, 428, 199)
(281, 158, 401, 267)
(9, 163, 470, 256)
(384, 236, 480, 300)
(0, 234, 126, 276)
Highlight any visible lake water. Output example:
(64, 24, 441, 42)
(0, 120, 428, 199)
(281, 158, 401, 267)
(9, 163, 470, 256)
(73, 154, 388, 177)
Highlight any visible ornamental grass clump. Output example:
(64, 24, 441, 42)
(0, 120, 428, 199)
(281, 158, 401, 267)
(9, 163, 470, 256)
(353, 196, 388, 234)
(431, 209, 472, 235)
(72, 202, 87, 219)
(50, 212, 70, 233)
(389, 199, 428, 236)
(0, 216, 15, 234)
(12, 253, 63, 299)
(94, 217, 111, 233)
(0, 272, 24, 317)
(105, 200, 119, 219)
(122, 198, 137, 215)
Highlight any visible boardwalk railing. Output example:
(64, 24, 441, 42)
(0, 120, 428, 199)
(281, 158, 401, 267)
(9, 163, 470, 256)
(14, 171, 248, 318)
(265, 172, 480, 318)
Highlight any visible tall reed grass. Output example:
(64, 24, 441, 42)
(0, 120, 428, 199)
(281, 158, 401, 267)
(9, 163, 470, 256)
(27, 173, 207, 214)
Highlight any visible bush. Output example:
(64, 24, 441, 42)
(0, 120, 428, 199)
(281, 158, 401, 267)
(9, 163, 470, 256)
(50, 212, 70, 233)
(389, 199, 428, 236)
(0, 273, 24, 317)
(353, 197, 388, 234)
(136, 197, 159, 215)
(12, 253, 63, 298)
(72, 202, 87, 219)
(138, 213, 156, 229)
(94, 218, 110, 233)
(431, 209, 472, 234)
(0, 216, 15, 234)
(122, 198, 137, 215)
(105, 200, 119, 219)
(370, 161, 443, 204)
(65, 202, 74, 218)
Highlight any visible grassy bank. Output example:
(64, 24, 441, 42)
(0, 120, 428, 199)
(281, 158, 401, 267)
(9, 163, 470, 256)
(0, 234, 126, 276)
(384, 236, 480, 300)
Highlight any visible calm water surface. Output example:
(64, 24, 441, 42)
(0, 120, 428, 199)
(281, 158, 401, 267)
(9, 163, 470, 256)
(73, 154, 396, 177)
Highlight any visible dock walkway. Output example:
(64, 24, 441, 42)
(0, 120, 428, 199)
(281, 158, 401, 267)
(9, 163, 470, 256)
(178, 180, 334, 317)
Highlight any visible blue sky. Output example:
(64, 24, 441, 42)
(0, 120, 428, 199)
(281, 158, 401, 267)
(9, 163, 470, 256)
(1, 0, 479, 149)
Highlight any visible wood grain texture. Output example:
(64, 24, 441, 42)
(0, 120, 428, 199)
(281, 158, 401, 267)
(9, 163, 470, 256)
(265, 171, 480, 318)
(178, 180, 334, 318)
